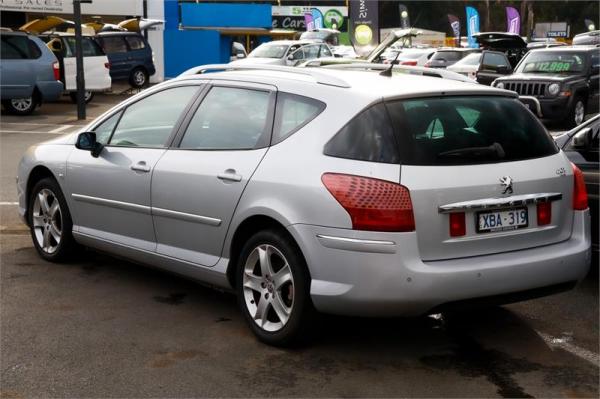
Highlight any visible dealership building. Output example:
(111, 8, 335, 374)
(1, 0, 350, 82)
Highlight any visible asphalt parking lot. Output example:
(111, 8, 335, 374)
(1, 94, 598, 398)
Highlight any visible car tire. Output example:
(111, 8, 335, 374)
(69, 91, 94, 104)
(236, 228, 314, 347)
(565, 97, 586, 128)
(2, 97, 36, 115)
(129, 67, 148, 88)
(28, 177, 78, 262)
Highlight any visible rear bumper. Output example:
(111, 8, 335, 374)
(36, 80, 63, 102)
(289, 210, 591, 317)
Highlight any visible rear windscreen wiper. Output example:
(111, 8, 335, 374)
(437, 142, 506, 160)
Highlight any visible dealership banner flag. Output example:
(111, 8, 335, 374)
(506, 7, 520, 35)
(311, 8, 324, 29)
(349, 0, 379, 56)
(304, 13, 314, 31)
(466, 6, 480, 48)
(447, 14, 461, 45)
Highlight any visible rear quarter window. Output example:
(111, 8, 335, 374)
(125, 36, 145, 50)
(272, 93, 325, 144)
(99, 36, 128, 54)
(385, 96, 558, 165)
(324, 103, 400, 164)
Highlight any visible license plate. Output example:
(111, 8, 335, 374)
(477, 208, 528, 233)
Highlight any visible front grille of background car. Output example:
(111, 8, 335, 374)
(504, 82, 548, 97)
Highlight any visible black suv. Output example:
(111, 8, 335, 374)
(493, 46, 599, 128)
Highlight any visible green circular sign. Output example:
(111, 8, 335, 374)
(323, 9, 344, 30)
(354, 24, 373, 45)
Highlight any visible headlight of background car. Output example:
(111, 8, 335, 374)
(495, 82, 505, 89)
(548, 83, 560, 96)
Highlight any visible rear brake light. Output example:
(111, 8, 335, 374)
(572, 163, 588, 210)
(424, 62, 431, 67)
(449, 212, 466, 237)
(104, 62, 111, 69)
(52, 61, 60, 80)
(321, 173, 415, 232)
(400, 60, 418, 66)
(537, 202, 552, 226)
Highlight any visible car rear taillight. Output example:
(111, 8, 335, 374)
(537, 202, 552, 226)
(424, 62, 431, 68)
(449, 212, 466, 237)
(572, 163, 588, 210)
(52, 61, 60, 80)
(104, 62, 111, 69)
(400, 60, 418, 66)
(321, 173, 415, 232)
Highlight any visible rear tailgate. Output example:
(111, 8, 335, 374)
(402, 154, 573, 261)
(385, 94, 574, 261)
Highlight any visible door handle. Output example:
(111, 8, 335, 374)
(217, 169, 242, 182)
(131, 161, 151, 173)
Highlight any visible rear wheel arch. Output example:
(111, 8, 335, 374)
(226, 215, 309, 289)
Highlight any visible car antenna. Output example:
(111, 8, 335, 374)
(380, 50, 402, 77)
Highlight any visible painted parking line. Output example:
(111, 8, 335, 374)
(0, 202, 19, 205)
(48, 125, 74, 133)
(0, 129, 70, 135)
(536, 331, 600, 366)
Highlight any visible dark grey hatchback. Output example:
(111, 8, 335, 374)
(95, 32, 155, 88)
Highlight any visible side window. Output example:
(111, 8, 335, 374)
(1, 35, 32, 59)
(290, 47, 305, 61)
(93, 112, 122, 144)
(179, 86, 271, 150)
(273, 93, 325, 144)
(65, 37, 103, 57)
(324, 103, 400, 164)
(27, 38, 42, 59)
(320, 45, 332, 57)
(100, 37, 128, 54)
(125, 36, 145, 50)
(109, 86, 198, 147)
(304, 45, 320, 60)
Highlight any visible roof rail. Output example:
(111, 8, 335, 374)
(178, 64, 351, 88)
(306, 62, 475, 84)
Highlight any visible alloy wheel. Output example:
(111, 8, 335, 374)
(10, 97, 33, 112)
(133, 70, 146, 86)
(242, 244, 295, 332)
(32, 188, 63, 254)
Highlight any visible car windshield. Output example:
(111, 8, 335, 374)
(516, 51, 586, 73)
(453, 53, 482, 66)
(430, 51, 462, 62)
(249, 44, 288, 59)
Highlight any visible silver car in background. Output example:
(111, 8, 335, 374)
(17, 65, 591, 346)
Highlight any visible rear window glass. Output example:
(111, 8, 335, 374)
(324, 103, 400, 164)
(272, 93, 325, 144)
(100, 36, 128, 54)
(385, 96, 558, 165)
(125, 36, 145, 50)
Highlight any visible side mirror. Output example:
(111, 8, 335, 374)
(76, 132, 104, 157)
(572, 127, 592, 149)
(236, 53, 246, 59)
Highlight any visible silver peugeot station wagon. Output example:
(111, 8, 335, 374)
(17, 65, 591, 346)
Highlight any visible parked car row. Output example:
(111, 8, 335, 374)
(1, 26, 156, 115)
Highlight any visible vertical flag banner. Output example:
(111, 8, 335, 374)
(304, 13, 314, 31)
(399, 4, 410, 29)
(349, 0, 379, 56)
(447, 14, 461, 46)
(311, 8, 324, 30)
(506, 7, 520, 35)
(466, 6, 480, 48)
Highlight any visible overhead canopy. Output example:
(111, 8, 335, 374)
(182, 26, 297, 38)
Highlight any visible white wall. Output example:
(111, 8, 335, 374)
(146, 0, 165, 83)
(0, 0, 143, 16)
